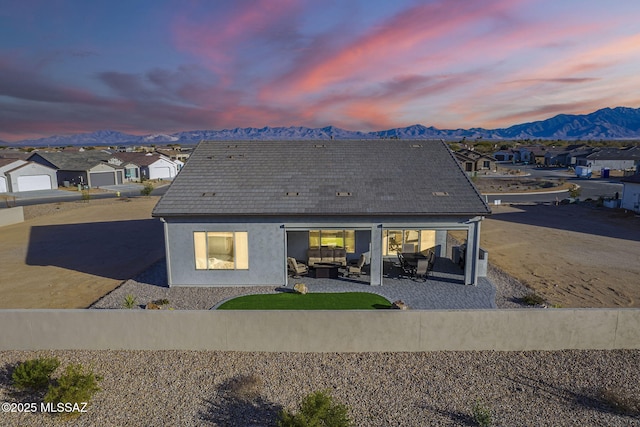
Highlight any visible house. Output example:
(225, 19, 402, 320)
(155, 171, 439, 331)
(621, 174, 640, 213)
(110, 152, 180, 181)
(152, 140, 491, 287)
(28, 151, 124, 188)
(0, 158, 57, 192)
(453, 149, 497, 174)
(575, 146, 640, 171)
(493, 149, 515, 162)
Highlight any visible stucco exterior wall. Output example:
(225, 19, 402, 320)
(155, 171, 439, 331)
(1, 309, 638, 352)
(164, 219, 286, 286)
(163, 215, 484, 287)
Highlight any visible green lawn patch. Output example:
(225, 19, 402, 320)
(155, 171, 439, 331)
(217, 292, 392, 310)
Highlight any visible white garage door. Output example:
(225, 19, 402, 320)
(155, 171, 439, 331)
(149, 166, 171, 179)
(17, 175, 52, 191)
(0, 176, 6, 193)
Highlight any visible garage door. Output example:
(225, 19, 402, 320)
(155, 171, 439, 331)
(149, 166, 171, 179)
(0, 176, 6, 193)
(90, 172, 115, 187)
(17, 175, 52, 191)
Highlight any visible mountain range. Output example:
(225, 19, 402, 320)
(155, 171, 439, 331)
(6, 106, 640, 147)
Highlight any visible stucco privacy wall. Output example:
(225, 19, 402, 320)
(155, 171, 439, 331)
(0, 206, 24, 227)
(1, 309, 638, 352)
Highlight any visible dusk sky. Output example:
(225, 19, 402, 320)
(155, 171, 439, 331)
(1, 0, 640, 142)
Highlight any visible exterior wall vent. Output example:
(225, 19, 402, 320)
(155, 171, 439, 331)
(336, 192, 352, 197)
(432, 191, 449, 196)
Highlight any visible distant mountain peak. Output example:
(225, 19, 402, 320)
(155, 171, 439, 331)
(6, 106, 640, 147)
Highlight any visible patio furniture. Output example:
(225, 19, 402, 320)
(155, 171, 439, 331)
(307, 247, 347, 267)
(287, 257, 309, 278)
(414, 258, 429, 281)
(397, 253, 415, 277)
(347, 254, 366, 277)
(313, 262, 340, 279)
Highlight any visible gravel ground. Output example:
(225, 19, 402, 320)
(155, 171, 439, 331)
(1, 349, 638, 426)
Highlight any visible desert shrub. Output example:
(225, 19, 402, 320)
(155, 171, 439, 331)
(600, 387, 640, 416)
(123, 294, 137, 309)
(140, 182, 154, 196)
(226, 374, 263, 401)
(472, 400, 492, 426)
(152, 298, 170, 306)
(569, 184, 581, 198)
(521, 293, 545, 306)
(278, 389, 352, 427)
(12, 357, 60, 392)
(44, 364, 102, 411)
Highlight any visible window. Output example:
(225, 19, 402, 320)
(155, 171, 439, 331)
(483, 160, 490, 169)
(309, 230, 355, 253)
(194, 231, 248, 270)
(383, 230, 435, 255)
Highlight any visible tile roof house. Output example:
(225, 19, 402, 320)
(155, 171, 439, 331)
(0, 158, 57, 192)
(110, 152, 180, 181)
(28, 151, 125, 188)
(453, 149, 497, 174)
(152, 140, 491, 287)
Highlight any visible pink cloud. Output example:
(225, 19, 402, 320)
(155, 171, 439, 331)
(267, 0, 526, 98)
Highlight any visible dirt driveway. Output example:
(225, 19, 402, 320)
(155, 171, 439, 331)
(482, 203, 640, 308)
(0, 197, 164, 308)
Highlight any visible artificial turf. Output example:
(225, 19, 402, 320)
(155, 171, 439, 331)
(217, 292, 392, 310)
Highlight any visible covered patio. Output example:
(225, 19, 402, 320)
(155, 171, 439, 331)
(286, 255, 496, 309)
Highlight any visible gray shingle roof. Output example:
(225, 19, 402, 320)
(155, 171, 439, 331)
(152, 140, 491, 217)
(28, 151, 116, 170)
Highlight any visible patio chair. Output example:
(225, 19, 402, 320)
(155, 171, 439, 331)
(414, 258, 429, 281)
(347, 254, 366, 277)
(287, 257, 309, 278)
(398, 253, 415, 277)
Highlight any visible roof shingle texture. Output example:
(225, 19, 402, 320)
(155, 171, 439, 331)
(153, 140, 491, 217)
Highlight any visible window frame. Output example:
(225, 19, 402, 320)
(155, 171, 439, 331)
(193, 231, 249, 270)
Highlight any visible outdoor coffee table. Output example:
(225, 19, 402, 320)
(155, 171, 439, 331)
(313, 263, 340, 279)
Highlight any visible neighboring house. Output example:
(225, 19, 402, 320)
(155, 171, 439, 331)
(454, 149, 497, 173)
(0, 159, 57, 192)
(152, 140, 491, 287)
(28, 151, 124, 188)
(111, 152, 180, 181)
(575, 146, 640, 171)
(621, 174, 640, 213)
(493, 149, 515, 162)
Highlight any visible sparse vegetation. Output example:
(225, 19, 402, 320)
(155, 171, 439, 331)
(472, 400, 492, 427)
(81, 190, 91, 202)
(278, 390, 352, 427)
(226, 374, 263, 401)
(44, 363, 102, 417)
(569, 184, 581, 198)
(140, 182, 154, 196)
(123, 294, 137, 309)
(521, 292, 545, 306)
(11, 357, 60, 392)
(152, 298, 170, 306)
